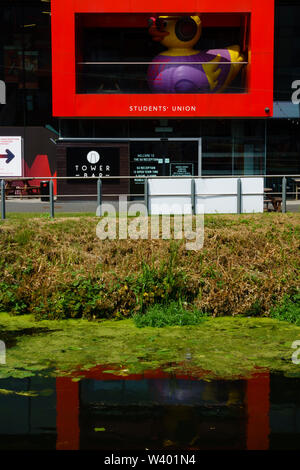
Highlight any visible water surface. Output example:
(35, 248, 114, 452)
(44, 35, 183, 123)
(0, 367, 299, 450)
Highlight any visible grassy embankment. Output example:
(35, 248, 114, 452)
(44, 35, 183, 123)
(0, 212, 299, 379)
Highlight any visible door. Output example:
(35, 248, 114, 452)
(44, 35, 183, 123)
(129, 139, 200, 199)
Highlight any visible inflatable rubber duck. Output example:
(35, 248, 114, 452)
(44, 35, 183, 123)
(147, 15, 245, 93)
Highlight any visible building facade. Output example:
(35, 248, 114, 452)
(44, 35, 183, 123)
(0, 0, 299, 197)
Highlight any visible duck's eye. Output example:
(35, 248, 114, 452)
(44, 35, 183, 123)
(175, 17, 198, 42)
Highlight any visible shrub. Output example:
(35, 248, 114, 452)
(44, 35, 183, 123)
(32, 259, 199, 320)
(133, 301, 206, 328)
(0, 281, 29, 315)
(33, 277, 109, 320)
(130, 255, 198, 314)
(270, 292, 300, 325)
(244, 299, 263, 317)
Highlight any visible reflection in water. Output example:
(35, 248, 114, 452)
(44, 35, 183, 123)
(0, 367, 299, 450)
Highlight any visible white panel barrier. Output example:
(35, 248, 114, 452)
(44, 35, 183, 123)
(149, 178, 192, 215)
(238, 178, 264, 214)
(149, 178, 264, 214)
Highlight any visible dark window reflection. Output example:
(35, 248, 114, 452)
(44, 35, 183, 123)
(0, 1, 57, 128)
(274, 1, 300, 101)
(266, 119, 300, 195)
(202, 120, 265, 176)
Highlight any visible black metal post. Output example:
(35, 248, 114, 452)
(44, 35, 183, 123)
(282, 176, 287, 213)
(144, 178, 150, 215)
(1, 180, 5, 220)
(49, 179, 54, 218)
(191, 178, 196, 215)
(237, 178, 242, 214)
(97, 178, 102, 216)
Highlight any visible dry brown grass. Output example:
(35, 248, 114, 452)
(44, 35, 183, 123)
(0, 213, 299, 318)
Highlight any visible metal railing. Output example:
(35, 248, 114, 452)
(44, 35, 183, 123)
(0, 175, 299, 220)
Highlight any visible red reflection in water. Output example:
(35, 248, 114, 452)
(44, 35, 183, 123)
(56, 378, 79, 450)
(246, 371, 270, 450)
(56, 366, 270, 450)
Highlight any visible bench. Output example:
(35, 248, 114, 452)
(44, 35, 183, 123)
(264, 195, 282, 212)
(5, 180, 41, 198)
(264, 198, 273, 211)
(270, 197, 282, 212)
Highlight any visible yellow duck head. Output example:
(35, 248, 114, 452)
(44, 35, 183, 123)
(149, 15, 202, 50)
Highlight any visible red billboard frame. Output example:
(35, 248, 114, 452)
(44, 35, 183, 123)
(51, 0, 274, 118)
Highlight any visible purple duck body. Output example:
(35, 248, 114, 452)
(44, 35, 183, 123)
(147, 49, 231, 93)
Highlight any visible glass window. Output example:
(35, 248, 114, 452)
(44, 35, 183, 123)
(267, 119, 300, 175)
(202, 120, 265, 176)
(274, 0, 300, 101)
(0, 3, 24, 126)
(202, 120, 233, 175)
(232, 121, 265, 175)
(0, 1, 57, 128)
(267, 119, 300, 195)
(129, 140, 199, 197)
(76, 13, 249, 95)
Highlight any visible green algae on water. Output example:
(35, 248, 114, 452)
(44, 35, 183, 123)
(1, 313, 300, 380)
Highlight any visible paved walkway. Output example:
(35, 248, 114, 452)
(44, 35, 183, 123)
(6, 199, 99, 214)
(3, 199, 300, 214)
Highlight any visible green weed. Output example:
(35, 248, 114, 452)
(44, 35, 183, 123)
(270, 292, 300, 325)
(134, 301, 206, 328)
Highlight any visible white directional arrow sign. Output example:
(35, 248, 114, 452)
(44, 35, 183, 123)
(0, 136, 23, 177)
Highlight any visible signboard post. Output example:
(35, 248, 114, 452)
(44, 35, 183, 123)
(0, 136, 23, 177)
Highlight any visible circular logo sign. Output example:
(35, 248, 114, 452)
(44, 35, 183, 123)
(87, 151, 100, 164)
